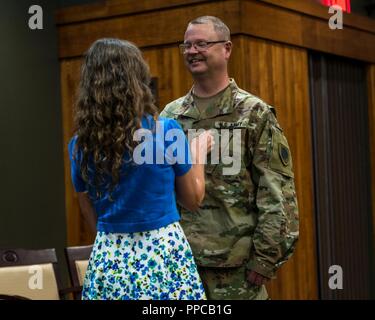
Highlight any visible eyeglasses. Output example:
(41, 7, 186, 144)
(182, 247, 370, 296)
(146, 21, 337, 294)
(179, 40, 228, 54)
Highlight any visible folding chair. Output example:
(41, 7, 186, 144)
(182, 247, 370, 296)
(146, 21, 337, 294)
(0, 248, 68, 300)
(64, 245, 93, 299)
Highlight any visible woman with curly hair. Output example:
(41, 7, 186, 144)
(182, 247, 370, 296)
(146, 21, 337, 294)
(68, 38, 213, 300)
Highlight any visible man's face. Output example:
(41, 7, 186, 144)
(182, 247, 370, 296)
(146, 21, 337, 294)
(183, 23, 231, 77)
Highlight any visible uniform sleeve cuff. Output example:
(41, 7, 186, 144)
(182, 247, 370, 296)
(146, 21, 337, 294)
(246, 258, 277, 279)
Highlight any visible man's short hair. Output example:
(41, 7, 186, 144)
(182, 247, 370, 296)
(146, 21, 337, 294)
(188, 16, 231, 41)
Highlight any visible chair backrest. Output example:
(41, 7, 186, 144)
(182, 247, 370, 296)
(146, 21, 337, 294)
(0, 248, 63, 300)
(64, 245, 93, 299)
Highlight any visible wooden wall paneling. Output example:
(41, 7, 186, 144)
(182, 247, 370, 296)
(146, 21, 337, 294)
(231, 36, 318, 299)
(55, 0, 209, 25)
(60, 59, 80, 246)
(240, 1, 375, 64)
(60, 58, 95, 246)
(56, 0, 375, 36)
(259, 0, 375, 33)
(57, 0, 375, 63)
(57, 1, 241, 59)
(142, 46, 192, 110)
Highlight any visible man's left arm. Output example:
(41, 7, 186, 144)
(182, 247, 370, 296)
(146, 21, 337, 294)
(246, 109, 299, 280)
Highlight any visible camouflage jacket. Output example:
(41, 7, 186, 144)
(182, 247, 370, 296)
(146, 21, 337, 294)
(160, 79, 299, 278)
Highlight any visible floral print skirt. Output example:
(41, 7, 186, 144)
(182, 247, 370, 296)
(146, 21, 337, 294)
(82, 222, 206, 300)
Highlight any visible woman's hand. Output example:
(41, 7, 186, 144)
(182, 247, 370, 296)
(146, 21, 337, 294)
(175, 130, 215, 212)
(190, 130, 215, 164)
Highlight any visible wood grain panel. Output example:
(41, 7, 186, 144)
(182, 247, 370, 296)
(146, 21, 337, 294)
(55, 0, 209, 25)
(60, 58, 95, 246)
(231, 36, 318, 299)
(57, 1, 240, 59)
(142, 46, 192, 109)
(57, 0, 375, 63)
(259, 0, 375, 33)
(240, 1, 375, 63)
(56, 0, 375, 35)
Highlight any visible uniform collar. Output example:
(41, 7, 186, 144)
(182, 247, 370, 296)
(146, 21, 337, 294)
(175, 78, 240, 120)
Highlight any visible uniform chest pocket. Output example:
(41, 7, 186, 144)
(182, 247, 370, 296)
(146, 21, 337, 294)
(205, 121, 247, 176)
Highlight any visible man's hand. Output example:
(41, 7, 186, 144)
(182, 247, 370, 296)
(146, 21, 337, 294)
(246, 270, 270, 286)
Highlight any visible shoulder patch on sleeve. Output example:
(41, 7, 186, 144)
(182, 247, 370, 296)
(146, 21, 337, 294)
(269, 127, 294, 178)
(279, 143, 290, 166)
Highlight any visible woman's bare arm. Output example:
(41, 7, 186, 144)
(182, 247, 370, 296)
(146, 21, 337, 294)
(175, 131, 214, 211)
(77, 192, 97, 234)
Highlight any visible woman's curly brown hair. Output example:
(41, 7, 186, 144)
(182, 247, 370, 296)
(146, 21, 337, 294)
(73, 38, 158, 198)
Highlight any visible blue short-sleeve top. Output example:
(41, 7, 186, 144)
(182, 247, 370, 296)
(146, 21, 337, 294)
(68, 115, 192, 233)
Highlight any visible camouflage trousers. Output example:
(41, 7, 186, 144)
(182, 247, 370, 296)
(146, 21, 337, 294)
(198, 265, 268, 300)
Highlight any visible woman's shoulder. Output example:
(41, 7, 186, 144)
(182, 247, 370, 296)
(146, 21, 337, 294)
(68, 135, 78, 147)
(142, 114, 182, 131)
(157, 116, 183, 131)
(68, 135, 79, 158)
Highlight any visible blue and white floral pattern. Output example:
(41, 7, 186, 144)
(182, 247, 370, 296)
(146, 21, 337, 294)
(82, 222, 206, 300)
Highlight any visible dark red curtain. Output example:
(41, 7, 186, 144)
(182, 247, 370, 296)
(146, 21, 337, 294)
(320, 0, 351, 12)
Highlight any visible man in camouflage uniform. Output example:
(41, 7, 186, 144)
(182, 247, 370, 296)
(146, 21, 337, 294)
(160, 16, 299, 300)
